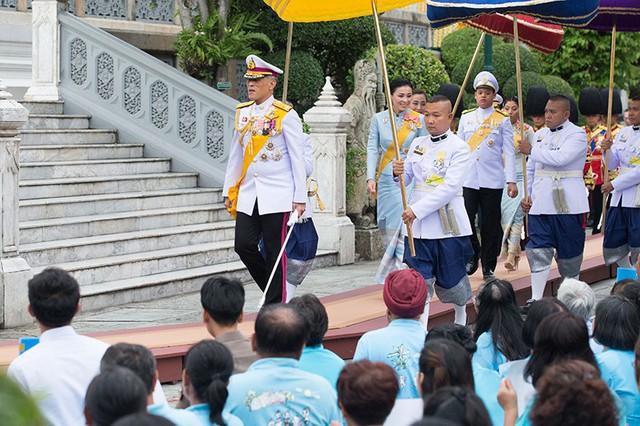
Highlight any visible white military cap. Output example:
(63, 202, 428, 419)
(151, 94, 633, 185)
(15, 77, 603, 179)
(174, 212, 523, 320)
(244, 54, 283, 79)
(473, 71, 499, 92)
(494, 94, 504, 105)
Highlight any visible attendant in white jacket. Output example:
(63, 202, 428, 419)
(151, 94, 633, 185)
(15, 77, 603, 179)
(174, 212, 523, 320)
(519, 95, 589, 305)
(393, 95, 473, 328)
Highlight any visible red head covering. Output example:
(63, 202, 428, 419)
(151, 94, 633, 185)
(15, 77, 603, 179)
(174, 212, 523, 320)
(383, 269, 428, 318)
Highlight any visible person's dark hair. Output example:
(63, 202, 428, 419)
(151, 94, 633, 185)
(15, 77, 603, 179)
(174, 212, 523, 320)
(425, 323, 477, 355)
(474, 279, 529, 362)
(529, 360, 617, 426)
(289, 294, 328, 347)
(390, 78, 413, 95)
(184, 340, 234, 426)
(422, 386, 492, 426)
(635, 337, 640, 387)
(254, 303, 308, 357)
(549, 94, 571, 110)
(337, 361, 399, 425)
(610, 278, 639, 295)
(413, 88, 427, 97)
(620, 282, 640, 319)
(593, 295, 640, 351)
(411, 419, 463, 426)
(100, 343, 156, 395)
(524, 311, 597, 387)
(85, 367, 148, 426)
(112, 413, 175, 426)
(522, 298, 567, 349)
(200, 277, 245, 326)
(427, 94, 453, 108)
(506, 96, 519, 105)
(419, 339, 474, 395)
(28, 267, 80, 328)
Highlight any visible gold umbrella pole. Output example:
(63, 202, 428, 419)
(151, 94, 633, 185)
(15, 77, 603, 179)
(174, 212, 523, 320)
(453, 32, 486, 117)
(602, 23, 617, 231)
(513, 14, 529, 231)
(371, 0, 416, 257)
(282, 21, 294, 103)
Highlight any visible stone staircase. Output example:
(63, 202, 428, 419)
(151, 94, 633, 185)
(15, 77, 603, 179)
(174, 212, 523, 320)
(18, 101, 337, 312)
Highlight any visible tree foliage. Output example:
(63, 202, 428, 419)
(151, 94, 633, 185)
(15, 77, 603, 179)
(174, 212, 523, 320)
(503, 71, 546, 104)
(440, 28, 504, 72)
(542, 75, 574, 97)
(537, 28, 640, 92)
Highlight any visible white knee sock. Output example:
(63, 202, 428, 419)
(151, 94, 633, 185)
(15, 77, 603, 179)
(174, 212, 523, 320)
(531, 270, 550, 300)
(454, 304, 467, 325)
(285, 282, 297, 303)
(617, 256, 633, 269)
(420, 302, 431, 331)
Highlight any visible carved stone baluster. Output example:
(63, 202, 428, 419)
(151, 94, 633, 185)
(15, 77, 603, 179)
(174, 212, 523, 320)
(303, 77, 355, 265)
(0, 81, 32, 328)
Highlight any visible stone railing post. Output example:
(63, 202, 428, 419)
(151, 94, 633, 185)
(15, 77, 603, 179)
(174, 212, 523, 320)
(0, 81, 32, 328)
(304, 77, 355, 265)
(23, 0, 68, 102)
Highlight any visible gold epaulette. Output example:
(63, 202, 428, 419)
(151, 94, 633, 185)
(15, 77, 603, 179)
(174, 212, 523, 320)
(236, 101, 254, 109)
(462, 107, 477, 115)
(273, 100, 293, 112)
(495, 109, 508, 117)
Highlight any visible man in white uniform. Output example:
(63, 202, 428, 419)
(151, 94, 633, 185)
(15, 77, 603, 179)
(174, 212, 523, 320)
(223, 55, 307, 304)
(392, 95, 474, 326)
(520, 95, 589, 304)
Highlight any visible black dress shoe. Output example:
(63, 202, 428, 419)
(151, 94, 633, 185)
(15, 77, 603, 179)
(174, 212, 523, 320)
(482, 268, 495, 281)
(466, 254, 479, 275)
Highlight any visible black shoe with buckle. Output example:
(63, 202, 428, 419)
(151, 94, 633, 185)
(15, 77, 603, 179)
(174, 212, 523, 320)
(466, 253, 479, 275)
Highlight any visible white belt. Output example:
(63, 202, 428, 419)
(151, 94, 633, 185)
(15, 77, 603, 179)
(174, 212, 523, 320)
(619, 166, 640, 206)
(535, 169, 582, 213)
(413, 181, 461, 235)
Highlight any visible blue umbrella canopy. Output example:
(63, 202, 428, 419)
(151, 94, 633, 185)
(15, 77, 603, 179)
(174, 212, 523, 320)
(426, 0, 600, 29)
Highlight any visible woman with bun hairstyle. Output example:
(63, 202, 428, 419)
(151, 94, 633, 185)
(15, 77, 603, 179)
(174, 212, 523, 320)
(183, 340, 242, 426)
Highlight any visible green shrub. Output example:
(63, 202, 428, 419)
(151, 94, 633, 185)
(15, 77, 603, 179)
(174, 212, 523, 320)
(491, 44, 541, 89)
(264, 50, 324, 115)
(503, 71, 546, 104)
(440, 28, 503, 72)
(451, 52, 485, 93)
(364, 45, 449, 96)
(542, 75, 574, 97)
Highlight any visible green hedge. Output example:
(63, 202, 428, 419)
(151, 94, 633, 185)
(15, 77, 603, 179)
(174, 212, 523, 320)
(491, 44, 541, 89)
(264, 50, 324, 115)
(440, 28, 504, 72)
(503, 71, 546, 104)
(451, 52, 485, 93)
(542, 75, 574, 97)
(364, 44, 450, 96)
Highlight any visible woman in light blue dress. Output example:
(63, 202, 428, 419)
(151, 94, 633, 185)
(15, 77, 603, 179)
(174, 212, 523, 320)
(366, 78, 427, 283)
(594, 295, 640, 426)
(183, 340, 243, 426)
(500, 97, 534, 271)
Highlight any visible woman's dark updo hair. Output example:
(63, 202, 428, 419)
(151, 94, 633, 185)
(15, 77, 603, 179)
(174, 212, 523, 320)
(422, 386, 492, 426)
(425, 323, 477, 355)
(390, 78, 413, 95)
(419, 339, 474, 396)
(506, 96, 519, 106)
(184, 340, 234, 426)
(522, 298, 567, 349)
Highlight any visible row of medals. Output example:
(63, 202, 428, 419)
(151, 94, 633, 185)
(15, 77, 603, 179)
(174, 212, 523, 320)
(250, 110, 282, 162)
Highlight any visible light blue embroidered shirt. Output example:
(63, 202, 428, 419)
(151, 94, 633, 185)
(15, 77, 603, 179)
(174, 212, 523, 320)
(148, 403, 202, 426)
(597, 349, 640, 426)
(225, 357, 341, 425)
(184, 403, 243, 426)
(353, 319, 426, 399)
(299, 344, 345, 389)
(473, 331, 507, 373)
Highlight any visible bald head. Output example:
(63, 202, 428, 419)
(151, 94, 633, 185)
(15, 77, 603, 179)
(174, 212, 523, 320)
(254, 303, 308, 358)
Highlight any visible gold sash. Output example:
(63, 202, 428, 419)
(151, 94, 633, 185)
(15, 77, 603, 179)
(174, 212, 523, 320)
(227, 108, 285, 219)
(374, 111, 422, 196)
(467, 111, 505, 152)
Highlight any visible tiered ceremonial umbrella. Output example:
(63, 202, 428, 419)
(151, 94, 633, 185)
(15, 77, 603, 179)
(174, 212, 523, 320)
(262, 0, 423, 256)
(426, 0, 599, 205)
(582, 0, 640, 226)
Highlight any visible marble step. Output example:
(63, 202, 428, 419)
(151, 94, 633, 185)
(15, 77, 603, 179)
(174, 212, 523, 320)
(34, 241, 239, 285)
(20, 157, 171, 180)
(20, 100, 64, 115)
(78, 250, 339, 312)
(20, 172, 199, 199)
(20, 144, 144, 162)
(20, 129, 118, 146)
(21, 222, 236, 266)
(19, 188, 221, 221)
(24, 114, 90, 130)
(20, 204, 228, 244)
